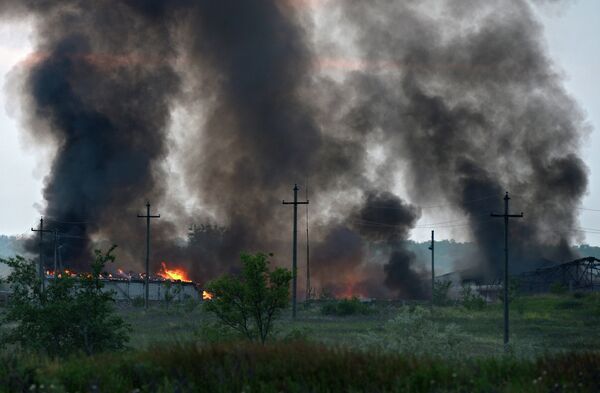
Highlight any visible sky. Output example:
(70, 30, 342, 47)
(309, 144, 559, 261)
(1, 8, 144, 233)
(0, 1, 599, 244)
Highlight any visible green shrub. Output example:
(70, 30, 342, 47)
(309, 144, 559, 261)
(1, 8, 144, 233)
(550, 282, 567, 295)
(131, 295, 145, 308)
(193, 321, 240, 344)
(354, 306, 464, 356)
(182, 295, 198, 313)
(320, 297, 374, 316)
(0, 247, 130, 357)
(204, 252, 292, 344)
(555, 300, 583, 310)
(433, 280, 452, 306)
(460, 283, 486, 310)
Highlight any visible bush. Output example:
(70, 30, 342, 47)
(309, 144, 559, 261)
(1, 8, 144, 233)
(433, 280, 453, 306)
(131, 295, 145, 307)
(204, 252, 291, 344)
(320, 297, 375, 316)
(0, 247, 130, 357)
(354, 306, 464, 356)
(163, 280, 182, 309)
(460, 283, 486, 311)
(550, 282, 567, 295)
(499, 278, 521, 303)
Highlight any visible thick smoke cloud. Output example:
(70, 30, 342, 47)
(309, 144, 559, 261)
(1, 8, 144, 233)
(330, 0, 588, 279)
(2, 0, 589, 297)
(352, 191, 426, 298)
(7, 1, 181, 268)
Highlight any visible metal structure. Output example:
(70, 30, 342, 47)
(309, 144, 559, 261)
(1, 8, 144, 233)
(517, 257, 600, 293)
(283, 184, 309, 318)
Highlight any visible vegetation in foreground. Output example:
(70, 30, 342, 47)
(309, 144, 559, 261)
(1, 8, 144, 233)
(2, 248, 600, 391)
(0, 247, 129, 357)
(1, 342, 599, 393)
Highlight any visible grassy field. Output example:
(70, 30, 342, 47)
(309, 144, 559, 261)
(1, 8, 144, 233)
(1, 292, 600, 392)
(120, 292, 600, 357)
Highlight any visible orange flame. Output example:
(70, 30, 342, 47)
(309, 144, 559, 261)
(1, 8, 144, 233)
(202, 290, 213, 300)
(157, 262, 191, 282)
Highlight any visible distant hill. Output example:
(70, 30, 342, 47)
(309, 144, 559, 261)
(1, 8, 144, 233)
(405, 240, 600, 275)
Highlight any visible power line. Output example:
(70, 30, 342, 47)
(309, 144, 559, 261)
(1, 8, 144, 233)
(362, 195, 498, 210)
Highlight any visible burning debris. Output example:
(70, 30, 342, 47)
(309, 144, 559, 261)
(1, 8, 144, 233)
(0, 0, 589, 299)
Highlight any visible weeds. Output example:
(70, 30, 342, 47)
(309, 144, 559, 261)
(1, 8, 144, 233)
(320, 297, 376, 316)
(1, 342, 598, 393)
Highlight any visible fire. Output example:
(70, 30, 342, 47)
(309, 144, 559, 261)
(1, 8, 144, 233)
(157, 262, 191, 282)
(202, 290, 213, 300)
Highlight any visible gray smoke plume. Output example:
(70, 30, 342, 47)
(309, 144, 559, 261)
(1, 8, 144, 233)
(352, 191, 426, 298)
(2, 0, 589, 296)
(5, 1, 181, 268)
(327, 0, 588, 280)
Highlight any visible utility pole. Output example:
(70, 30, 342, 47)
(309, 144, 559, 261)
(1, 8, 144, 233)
(53, 229, 59, 278)
(137, 202, 160, 309)
(305, 184, 311, 302)
(283, 184, 309, 318)
(429, 230, 434, 306)
(491, 192, 523, 351)
(31, 218, 52, 292)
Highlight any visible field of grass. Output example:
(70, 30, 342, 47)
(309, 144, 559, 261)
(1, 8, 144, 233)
(119, 292, 600, 357)
(1, 292, 600, 392)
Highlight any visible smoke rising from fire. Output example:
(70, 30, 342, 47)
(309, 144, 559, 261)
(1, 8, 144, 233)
(1, 0, 589, 296)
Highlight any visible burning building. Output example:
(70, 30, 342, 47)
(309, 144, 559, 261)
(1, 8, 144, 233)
(43, 262, 202, 302)
(0, 0, 590, 299)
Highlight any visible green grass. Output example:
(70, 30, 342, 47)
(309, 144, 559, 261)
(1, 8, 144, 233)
(114, 293, 600, 357)
(1, 342, 599, 392)
(2, 293, 600, 391)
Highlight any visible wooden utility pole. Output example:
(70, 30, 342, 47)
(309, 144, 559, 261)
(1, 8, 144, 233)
(53, 229, 59, 278)
(305, 184, 311, 302)
(429, 230, 434, 306)
(491, 192, 523, 351)
(31, 218, 52, 292)
(137, 202, 160, 309)
(283, 184, 309, 318)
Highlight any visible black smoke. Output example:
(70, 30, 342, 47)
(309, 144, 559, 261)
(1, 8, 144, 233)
(4, 2, 181, 269)
(329, 0, 588, 280)
(352, 191, 426, 298)
(1, 0, 590, 297)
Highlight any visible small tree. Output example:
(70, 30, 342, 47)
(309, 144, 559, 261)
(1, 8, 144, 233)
(0, 246, 129, 357)
(460, 283, 486, 310)
(433, 280, 453, 306)
(163, 280, 182, 309)
(204, 253, 291, 344)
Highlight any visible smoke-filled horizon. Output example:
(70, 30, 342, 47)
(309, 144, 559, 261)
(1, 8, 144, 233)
(0, 0, 589, 299)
